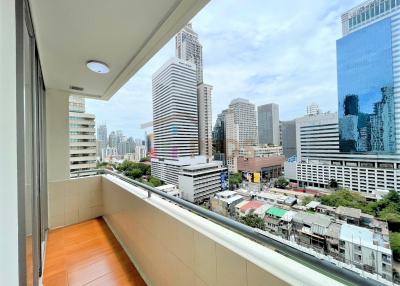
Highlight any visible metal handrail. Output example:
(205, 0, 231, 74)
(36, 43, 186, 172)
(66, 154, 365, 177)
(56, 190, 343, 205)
(70, 168, 385, 286)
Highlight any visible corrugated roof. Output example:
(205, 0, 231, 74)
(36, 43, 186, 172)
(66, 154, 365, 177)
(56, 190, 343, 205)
(266, 207, 287, 218)
(336, 206, 361, 218)
(340, 224, 391, 254)
(240, 200, 265, 212)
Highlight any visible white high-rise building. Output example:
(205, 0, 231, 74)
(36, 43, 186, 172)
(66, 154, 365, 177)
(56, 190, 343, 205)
(152, 58, 199, 160)
(229, 98, 257, 148)
(151, 57, 203, 185)
(176, 23, 203, 84)
(69, 96, 97, 175)
(306, 103, 320, 116)
(224, 109, 239, 173)
(197, 83, 213, 159)
(295, 112, 339, 160)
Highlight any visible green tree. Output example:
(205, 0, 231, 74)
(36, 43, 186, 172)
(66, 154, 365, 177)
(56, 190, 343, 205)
(274, 177, 289, 189)
(319, 189, 367, 209)
(329, 179, 338, 189)
(229, 173, 242, 189)
(126, 168, 143, 179)
(390, 232, 400, 261)
(239, 214, 266, 230)
(149, 176, 162, 187)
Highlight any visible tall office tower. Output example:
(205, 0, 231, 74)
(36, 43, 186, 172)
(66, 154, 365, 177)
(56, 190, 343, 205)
(151, 58, 205, 185)
(229, 98, 257, 148)
(280, 120, 297, 158)
(338, 1, 399, 154)
(224, 109, 239, 173)
(97, 124, 108, 149)
(212, 112, 226, 158)
(108, 131, 117, 148)
(69, 96, 96, 175)
(257, 103, 280, 146)
(198, 83, 213, 159)
(176, 23, 203, 84)
(295, 112, 339, 160)
(306, 103, 320, 116)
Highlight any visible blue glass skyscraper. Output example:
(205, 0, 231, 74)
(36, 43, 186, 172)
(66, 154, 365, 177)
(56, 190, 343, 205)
(337, 0, 400, 154)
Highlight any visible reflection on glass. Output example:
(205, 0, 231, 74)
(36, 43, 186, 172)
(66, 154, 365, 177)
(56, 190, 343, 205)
(24, 16, 34, 286)
(337, 17, 396, 154)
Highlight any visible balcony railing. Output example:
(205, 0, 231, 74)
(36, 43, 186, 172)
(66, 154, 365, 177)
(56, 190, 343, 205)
(66, 169, 387, 286)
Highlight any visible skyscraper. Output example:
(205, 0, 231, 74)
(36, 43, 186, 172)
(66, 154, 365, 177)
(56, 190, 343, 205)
(257, 103, 280, 146)
(338, 1, 398, 154)
(108, 131, 117, 148)
(280, 120, 297, 158)
(175, 23, 203, 84)
(229, 98, 257, 148)
(69, 96, 96, 175)
(197, 83, 213, 159)
(97, 124, 108, 149)
(176, 23, 212, 160)
(151, 58, 204, 185)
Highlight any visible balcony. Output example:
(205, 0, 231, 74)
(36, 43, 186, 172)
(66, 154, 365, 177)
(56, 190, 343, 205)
(45, 171, 378, 286)
(44, 218, 145, 286)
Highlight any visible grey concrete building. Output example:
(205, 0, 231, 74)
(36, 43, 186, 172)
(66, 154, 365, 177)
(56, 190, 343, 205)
(258, 103, 280, 146)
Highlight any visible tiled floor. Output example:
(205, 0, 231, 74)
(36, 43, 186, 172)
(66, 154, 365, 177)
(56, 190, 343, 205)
(43, 218, 146, 286)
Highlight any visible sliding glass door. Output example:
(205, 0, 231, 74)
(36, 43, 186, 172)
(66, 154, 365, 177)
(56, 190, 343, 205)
(21, 0, 47, 285)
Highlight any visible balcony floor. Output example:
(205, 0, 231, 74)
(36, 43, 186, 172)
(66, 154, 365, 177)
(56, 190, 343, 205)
(44, 218, 146, 286)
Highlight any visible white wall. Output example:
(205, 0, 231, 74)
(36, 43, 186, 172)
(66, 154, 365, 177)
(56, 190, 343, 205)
(48, 176, 103, 229)
(0, 1, 19, 285)
(102, 175, 343, 286)
(46, 89, 70, 182)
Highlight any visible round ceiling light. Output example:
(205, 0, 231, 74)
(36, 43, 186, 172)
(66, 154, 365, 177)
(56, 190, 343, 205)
(86, 60, 110, 74)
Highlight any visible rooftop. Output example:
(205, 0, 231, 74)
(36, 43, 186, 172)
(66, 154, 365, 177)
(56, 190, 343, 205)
(239, 200, 266, 212)
(335, 206, 362, 219)
(266, 207, 287, 218)
(340, 224, 391, 254)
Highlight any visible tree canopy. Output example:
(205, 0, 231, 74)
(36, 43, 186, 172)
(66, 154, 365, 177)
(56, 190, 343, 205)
(239, 214, 266, 230)
(229, 173, 242, 189)
(390, 232, 400, 261)
(274, 177, 289, 189)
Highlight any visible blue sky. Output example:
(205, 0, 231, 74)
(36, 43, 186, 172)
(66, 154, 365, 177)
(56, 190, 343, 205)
(87, 0, 360, 139)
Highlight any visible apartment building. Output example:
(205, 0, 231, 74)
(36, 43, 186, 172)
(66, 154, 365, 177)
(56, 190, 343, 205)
(69, 96, 97, 175)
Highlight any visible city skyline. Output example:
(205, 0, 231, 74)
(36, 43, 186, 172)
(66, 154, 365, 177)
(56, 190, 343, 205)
(86, 0, 360, 138)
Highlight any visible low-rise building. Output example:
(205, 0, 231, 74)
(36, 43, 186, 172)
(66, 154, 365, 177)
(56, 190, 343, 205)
(179, 161, 227, 203)
(237, 156, 285, 182)
(210, 191, 244, 217)
(264, 207, 287, 234)
(339, 224, 392, 281)
(235, 200, 270, 218)
(292, 212, 333, 253)
(335, 206, 361, 225)
(155, 184, 181, 198)
(253, 192, 280, 204)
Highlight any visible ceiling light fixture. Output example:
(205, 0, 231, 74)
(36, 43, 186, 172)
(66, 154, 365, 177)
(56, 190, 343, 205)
(86, 60, 110, 74)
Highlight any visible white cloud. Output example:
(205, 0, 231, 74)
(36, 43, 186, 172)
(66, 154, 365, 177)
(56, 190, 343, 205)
(87, 0, 360, 137)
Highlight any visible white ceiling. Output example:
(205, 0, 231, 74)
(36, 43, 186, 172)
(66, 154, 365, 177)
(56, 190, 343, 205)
(29, 0, 209, 100)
